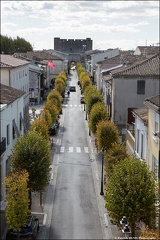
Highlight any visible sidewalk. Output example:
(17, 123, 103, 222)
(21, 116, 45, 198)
(83, 111, 123, 240)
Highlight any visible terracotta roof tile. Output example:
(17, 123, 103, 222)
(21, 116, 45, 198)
(111, 54, 159, 77)
(13, 51, 62, 61)
(0, 84, 25, 105)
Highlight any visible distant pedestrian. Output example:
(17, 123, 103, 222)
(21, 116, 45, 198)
(67, 90, 70, 97)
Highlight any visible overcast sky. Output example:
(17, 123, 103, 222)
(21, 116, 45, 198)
(1, 1, 159, 51)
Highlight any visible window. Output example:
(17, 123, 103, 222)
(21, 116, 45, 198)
(140, 133, 144, 159)
(6, 124, 10, 145)
(12, 120, 15, 139)
(137, 80, 145, 94)
(152, 155, 158, 179)
(154, 112, 159, 133)
(136, 129, 140, 154)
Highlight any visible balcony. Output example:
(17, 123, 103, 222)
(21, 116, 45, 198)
(0, 138, 6, 156)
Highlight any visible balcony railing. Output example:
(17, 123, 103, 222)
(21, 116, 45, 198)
(0, 137, 6, 156)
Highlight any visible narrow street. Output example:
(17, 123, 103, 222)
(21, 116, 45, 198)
(49, 69, 102, 239)
(33, 69, 121, 240)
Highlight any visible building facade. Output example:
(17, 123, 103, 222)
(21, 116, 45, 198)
(54, 37, 92, 54)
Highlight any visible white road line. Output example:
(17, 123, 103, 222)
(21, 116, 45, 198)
(60, 147, 65, 152)
(70, 104, 72, 107)
(74, 105, 77, 107)
(84, 147, 89, 153)
(76, 147, 81, 153)
(43, 213, 47, 226)
(69, 146, 73, 152)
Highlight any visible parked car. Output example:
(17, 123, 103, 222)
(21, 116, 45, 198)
(49, 120, 60, 135)
(6, 215, 39, 240)
(80, 96, 85, 104)
(69, 86, 76, 92)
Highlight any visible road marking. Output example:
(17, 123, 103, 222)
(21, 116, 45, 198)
(69, 146, 73, 152)
(60, 147, 65, 152)
(84, 147, 89, 153)
(76, 147, 81, 153)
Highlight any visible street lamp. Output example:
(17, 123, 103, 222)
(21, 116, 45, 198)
(100, 146, 105, 195)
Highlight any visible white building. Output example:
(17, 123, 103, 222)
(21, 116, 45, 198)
(104, 54, 160, 137)
(0, 84, 25, 210)
(0, 54, 30, 129)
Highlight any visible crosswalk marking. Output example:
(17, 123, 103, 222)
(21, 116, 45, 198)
(84, 147, 89, 153)
(63, 104, 82, 108)
(58, 146, 89, 154)
(76, 147, 81, 153)
(60, 147, 65, 153)
(69, 147, 73, 152)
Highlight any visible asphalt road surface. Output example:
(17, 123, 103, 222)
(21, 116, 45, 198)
(48, 69, 103, 239)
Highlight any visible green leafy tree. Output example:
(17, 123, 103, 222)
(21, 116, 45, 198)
(0, 35, 33, 54)
(85, 86, 103, 113)
(44, 99, 59, 123)
(105, 157, 156, 237)
(47, 89, 62, 112)
(10, 131, 51, 208)
(104, 142, 128, 178)
(40, 109, 52, 129)
(81, 75, 92, 93)
(30, 118, 49, 141)
(89, 102, 109, 134)
(5, 170, 30, 239)
(96, 120, 119, 152)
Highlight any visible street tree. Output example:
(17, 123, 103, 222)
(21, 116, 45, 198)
(104, 142, 128, 178)
(40, 109, 52, 129)
(5, 170, 30, 239)
(30, 118, 49, 141)
(81, 76, 92, 93)
(44, 99, 59, 123)
(47, 89, 62, 112)
(105, 156, 156, 237)
(89, 102, 109, 134)
(85, 86, 103, 114)
(10, 131, 51, 208)
(96, 120, 119, 152)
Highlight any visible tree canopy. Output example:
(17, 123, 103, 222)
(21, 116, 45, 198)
(105, 157, 156, 237)
(10, 131, 51, 193)
(1, 35, 33, 54)
(96, 120, 119, 152)
(5, 170, 30, 231)
(89, 102, 109, 134)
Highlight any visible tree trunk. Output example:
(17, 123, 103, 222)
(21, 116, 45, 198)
(28, 190, 32, 210)
(131, 225, 135, 238)
(40, 192, 43, 207)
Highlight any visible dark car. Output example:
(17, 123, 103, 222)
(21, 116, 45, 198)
(6, 215, 39, 240)
(69, 86, 76, 92)
(80, 96, 85, 104)
(49, 120, 60, 135)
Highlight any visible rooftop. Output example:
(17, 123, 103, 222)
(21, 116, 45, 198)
(0, 54, 29, 68)
(13, 51, 63, 62)
(144, 95, 160, 113)
(104, 53, 159, 79)
(0, 84, 25, 105)
(132, 108, 148, 124)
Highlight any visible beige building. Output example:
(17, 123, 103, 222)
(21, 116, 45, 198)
(144, 95, 160, 179)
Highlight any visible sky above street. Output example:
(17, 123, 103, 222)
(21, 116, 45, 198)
(1, 1, 159, 51)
